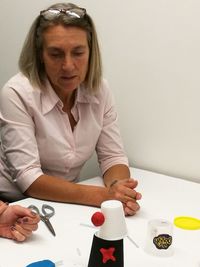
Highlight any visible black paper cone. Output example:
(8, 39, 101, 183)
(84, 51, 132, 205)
(88, 234, 124, 267)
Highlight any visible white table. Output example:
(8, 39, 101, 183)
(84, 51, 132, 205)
(1, 168, 200, 267)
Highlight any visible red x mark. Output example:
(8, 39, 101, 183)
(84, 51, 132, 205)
(100, 247, 116, 263)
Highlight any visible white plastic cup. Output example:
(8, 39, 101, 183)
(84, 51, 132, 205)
(144, 219, 174, 257)
(98, 200, 127, 240)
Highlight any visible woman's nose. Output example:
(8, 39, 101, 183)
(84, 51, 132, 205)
(62, 56, 74, 71)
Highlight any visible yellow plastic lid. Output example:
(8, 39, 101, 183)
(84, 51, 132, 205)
(174, 216, 200, 230)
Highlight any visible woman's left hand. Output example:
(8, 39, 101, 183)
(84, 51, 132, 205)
(108, 178, 142, 216)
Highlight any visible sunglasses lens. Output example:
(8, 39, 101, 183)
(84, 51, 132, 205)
(66, 8, 86, 18)
(41, 9, 60, 19)
(41, 8, 86, 20)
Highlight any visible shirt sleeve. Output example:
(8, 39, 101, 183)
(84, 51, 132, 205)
(95, 80, 129, 175)
(0, 85, 43, 192)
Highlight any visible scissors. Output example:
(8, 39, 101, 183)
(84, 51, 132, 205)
(28, 204, 56, 236)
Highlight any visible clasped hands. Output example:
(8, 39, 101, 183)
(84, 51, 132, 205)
(108, 178, 142, 216)
(0, 201, 40, 241)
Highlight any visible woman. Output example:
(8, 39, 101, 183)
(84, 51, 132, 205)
(0, 3, 141, 215)
(0, 201, 40, 241)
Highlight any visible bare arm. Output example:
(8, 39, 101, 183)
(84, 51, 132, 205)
(25, 165, 142, 216)
(25, 174, 111, 207)
(103, 164, 131, 186)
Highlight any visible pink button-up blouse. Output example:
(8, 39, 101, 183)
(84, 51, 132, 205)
(0, 73, 128, 200)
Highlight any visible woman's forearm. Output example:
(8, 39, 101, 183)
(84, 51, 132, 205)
(24, 174, 111, 207)
(103, 164, 131, 187)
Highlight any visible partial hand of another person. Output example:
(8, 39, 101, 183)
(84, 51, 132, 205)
(0, 201, 40, 241)
(108, 178, 142, 216)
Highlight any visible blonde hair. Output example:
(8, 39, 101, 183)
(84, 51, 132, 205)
(19, 2, 102, 93)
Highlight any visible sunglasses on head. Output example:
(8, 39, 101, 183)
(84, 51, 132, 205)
(40, 7, 86, 20)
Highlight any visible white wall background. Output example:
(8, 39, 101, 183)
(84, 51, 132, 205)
(1, 0, 200, 182)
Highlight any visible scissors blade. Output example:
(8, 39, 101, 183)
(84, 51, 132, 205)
(41, 216, 56, 236)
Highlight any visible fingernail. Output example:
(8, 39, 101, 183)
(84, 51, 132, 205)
(31, 211, 37, 216)
(22, 218, 29, 223)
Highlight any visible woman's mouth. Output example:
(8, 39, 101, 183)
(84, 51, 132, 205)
(61, 75, 76, 81)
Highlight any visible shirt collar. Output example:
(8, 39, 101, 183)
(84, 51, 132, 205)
(41, 80, 99, 115)
(41, 80, 60, 115)
(76, 85, 99, 105)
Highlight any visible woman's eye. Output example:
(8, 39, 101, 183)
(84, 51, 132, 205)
(50, 53, 63, 58)
(73, 51, 84, 57)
